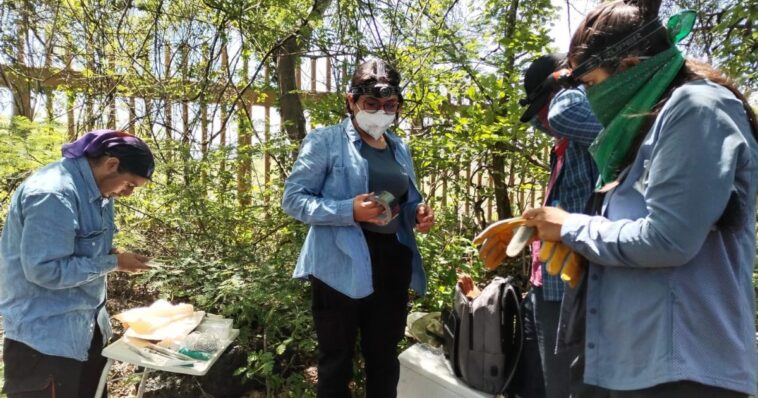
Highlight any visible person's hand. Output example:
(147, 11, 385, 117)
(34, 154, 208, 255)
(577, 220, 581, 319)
(524, 207, 584, 287)
(415, 203, 434, 233)
(522, 206, 570, 242)
(353, 193, 384, 224)
(116, 252, 152, 273)
(472, 217, 527, 270)
(457, 273, 481, 299)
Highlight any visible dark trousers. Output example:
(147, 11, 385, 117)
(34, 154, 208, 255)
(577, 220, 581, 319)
(509, 287, 546, 398)
(311, 230, 412, 398)
(510, 287, 574, 398)
(2, 326, 107, 398)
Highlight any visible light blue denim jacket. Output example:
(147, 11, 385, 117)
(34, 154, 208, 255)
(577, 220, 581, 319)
(0, 157, 117, 361)
(282, 118, 426, 299)
(561, 81, 758, 395)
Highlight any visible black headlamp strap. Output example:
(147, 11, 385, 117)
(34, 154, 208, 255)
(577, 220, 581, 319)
(571, 17, 666, 79)
(519, 69, 573, 107)
(350, 84, 402, 98)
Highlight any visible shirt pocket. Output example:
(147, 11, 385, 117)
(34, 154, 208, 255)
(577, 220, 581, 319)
(74, 229, 108, 258)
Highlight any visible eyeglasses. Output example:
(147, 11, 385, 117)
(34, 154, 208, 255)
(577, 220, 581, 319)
(359, 97, 401, 114)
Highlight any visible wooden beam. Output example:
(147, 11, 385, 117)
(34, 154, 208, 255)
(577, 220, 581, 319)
(0, 63, 286, 108)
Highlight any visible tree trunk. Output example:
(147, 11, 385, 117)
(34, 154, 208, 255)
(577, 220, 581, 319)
(276, 0, 332, 153)
(11, 2, 32, 121)
(490, 0, 520, 220)
(277, 38, 307, 146)
(237, 52, 252, 205)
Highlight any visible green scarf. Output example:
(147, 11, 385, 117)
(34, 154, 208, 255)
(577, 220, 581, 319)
(586, 10, 696, 185)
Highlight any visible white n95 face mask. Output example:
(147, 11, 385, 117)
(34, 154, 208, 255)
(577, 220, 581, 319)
(355, 110, 396, 140)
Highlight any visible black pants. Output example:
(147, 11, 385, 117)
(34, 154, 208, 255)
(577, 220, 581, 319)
(509, 288, 546, 398)
(311, 230, 412, 398)
(2, 326, 108, 398)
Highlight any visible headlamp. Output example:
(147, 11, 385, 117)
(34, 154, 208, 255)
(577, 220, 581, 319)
(350, 84, 402, 99)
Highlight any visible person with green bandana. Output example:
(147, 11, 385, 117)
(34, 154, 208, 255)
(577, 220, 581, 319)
(523, 0, 758, 397)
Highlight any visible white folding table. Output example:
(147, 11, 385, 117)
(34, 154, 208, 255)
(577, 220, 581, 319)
(95, 328, 239, 398)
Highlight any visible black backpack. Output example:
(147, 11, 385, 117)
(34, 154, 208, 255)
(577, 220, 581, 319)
(442, 276, 523, 394)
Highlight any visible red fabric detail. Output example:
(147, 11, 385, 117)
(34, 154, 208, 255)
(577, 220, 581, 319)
(531, 138, 569, 285)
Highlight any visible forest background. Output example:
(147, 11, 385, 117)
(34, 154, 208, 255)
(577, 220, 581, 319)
(0, 0, 755, 395)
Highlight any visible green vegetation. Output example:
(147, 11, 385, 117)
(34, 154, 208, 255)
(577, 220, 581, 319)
(0, 0, 754, 395)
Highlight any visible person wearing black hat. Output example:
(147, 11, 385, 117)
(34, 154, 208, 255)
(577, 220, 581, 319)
(0, 130, 155, 398)
(283, 58, 433, 398)
(509, 54, 602, 398)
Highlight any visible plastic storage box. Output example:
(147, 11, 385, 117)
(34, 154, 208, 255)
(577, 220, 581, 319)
(397, 344, 492, 398)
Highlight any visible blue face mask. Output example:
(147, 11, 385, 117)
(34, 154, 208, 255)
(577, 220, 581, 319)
(531, 117, 550, 133)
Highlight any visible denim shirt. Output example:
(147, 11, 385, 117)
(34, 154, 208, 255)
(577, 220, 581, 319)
(561, 81, 758, 395)
(282, 117, 425, 299)
(0, 157, 118, 361)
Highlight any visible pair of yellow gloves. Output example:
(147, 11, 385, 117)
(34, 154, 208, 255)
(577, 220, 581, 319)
(472, 217, 583, 288)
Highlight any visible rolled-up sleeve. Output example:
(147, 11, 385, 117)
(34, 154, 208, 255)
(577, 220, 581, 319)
(282, 131, 355, 226)
(561, 93, 740, 268)
(19, 193, 117, 289)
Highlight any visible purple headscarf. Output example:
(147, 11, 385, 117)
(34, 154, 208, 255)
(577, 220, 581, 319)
(62, 129, 155, 179)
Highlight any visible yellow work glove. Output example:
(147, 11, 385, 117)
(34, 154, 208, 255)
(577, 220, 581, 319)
(538, 240, 584, 288)
(473, 217, 530, 270)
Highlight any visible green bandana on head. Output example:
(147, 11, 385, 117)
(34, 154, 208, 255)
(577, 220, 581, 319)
(586, 10, 697, 185)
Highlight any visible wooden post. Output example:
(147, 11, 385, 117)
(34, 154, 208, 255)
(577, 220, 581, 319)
(341, 62, 348, 92)
(12, 5, 32, 120)
(295, 62, 302, 90)
(237, 51, 252, 205)
(487, 175, 494, 220)
(84, 40, 95, 130)
(108, 52, 117, 129)
(325, 58, 332, 92)
(264, 67, 271, 184)
(508, 158, 516, 209)
(200, 101, 208, 158)
(181, 100, 189, 146)
(44, 40, 54, 127)
(477, 169, 484, 221)
(310, 57, 317, 92)
(65, 50, 76, 140)
(128, 97, 136, 135)
(464, 160, 471, 216)
(163, 41, 174, 180)
(67, 91, 76, 141)
(264, 105, 271, 184)
(430, 171, 437, 208)
(164, 43, 173, 142)
(181, 43, 190, 147)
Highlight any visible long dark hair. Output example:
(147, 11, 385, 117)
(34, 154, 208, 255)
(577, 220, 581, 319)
(568, 0, 758, 165)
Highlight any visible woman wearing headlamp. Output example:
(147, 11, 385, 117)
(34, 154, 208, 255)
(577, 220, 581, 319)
(282, 58, 433, 398)
(523, 0, 758, 396)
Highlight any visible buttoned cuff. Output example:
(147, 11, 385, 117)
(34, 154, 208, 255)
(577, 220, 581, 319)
(99, 254, 119, 274)
(561, 213, 591, 244)
(337, 198, 357, 225)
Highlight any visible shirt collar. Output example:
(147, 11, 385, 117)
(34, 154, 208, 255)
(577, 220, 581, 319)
(73, 157, 104, 203)
(343, 117, 363, 143)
